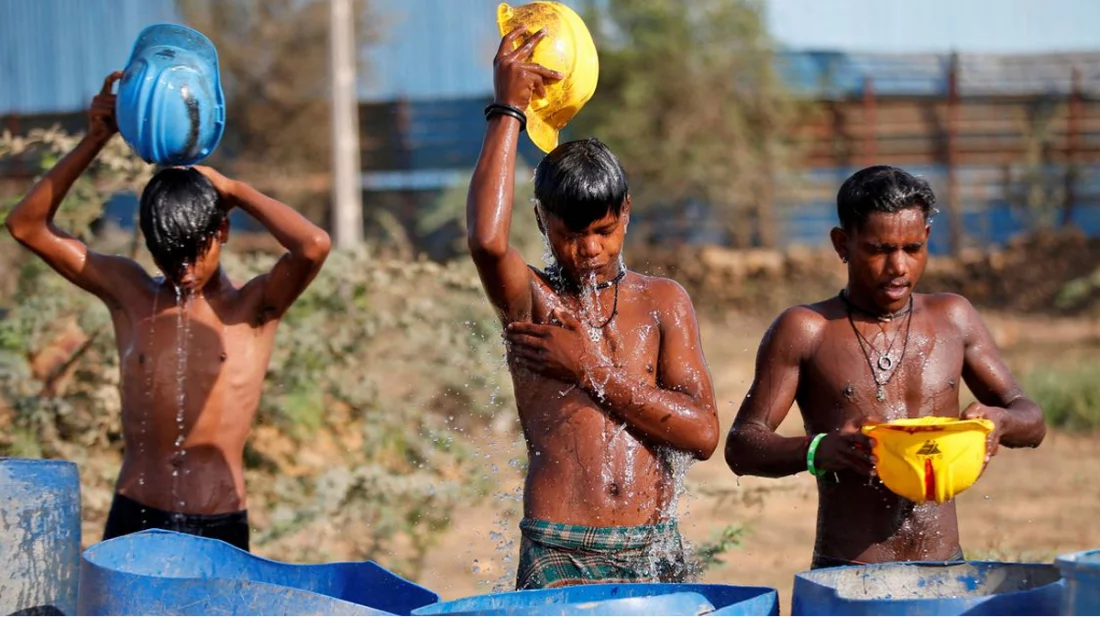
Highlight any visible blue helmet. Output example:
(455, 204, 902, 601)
(116, 24, 226, 166)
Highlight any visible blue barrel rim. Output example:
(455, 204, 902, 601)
(82, 528, 421, 581)
(79, 529, 440, 615)
(423, 581, 781, 601)
(0, 456, 80, 471)
(793, 559, 1064, 605)
(413, 581, 781, 616)
(1055, 548, 1100, 573)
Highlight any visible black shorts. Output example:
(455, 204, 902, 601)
(103, 492, 250, 552)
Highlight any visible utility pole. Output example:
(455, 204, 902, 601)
(330, 0, 364, 247)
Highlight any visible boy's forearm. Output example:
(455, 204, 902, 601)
(466, 116, 521, 258)
(6, 136, 105, 237)
(1001, 397, 1046, 448)
(725, 423, 809, 478)
(230, 182, 329, 259)
(580, 366, 718, 459)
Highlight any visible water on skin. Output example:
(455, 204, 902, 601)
(525, 250, 699, 579)
(172, 283, 193, 513)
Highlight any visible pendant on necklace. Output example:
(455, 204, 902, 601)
(876, 386, 885, 402)
(877, 355, 893, 371)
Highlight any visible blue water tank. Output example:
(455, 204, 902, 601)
(77, 529, 439, 615)
(413, 583, 780, 616)
(792, 561, 1063, 615)
(1055, 549, 1100, 616)
(0, 457, 82, 616)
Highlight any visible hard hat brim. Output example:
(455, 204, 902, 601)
(127, 24, 221, 77)
(527, 114, 559, 154)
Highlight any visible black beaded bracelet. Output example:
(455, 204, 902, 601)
(484, 102, 527, 132)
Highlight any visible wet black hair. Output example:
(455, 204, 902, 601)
(534, 138, 628, 233)
(139, 167, 226, 279)
(837, 165, 937, 230)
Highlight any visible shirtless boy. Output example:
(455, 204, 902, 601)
(468, 29, 719, 589)
(5, 73, 331, 551)
(724, 165, 1046, 568)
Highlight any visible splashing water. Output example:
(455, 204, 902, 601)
(540, 234, 555, 270)
(488, 481, 524, 592)
(651, 447, 699, 580)
(172, 283, 192, 512)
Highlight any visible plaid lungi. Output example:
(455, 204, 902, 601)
(514, 518, 687, 590)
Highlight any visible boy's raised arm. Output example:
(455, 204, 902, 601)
(467, 28, 561, 322)
(5, 72, 145, 303)
(194, 166, 331, 323)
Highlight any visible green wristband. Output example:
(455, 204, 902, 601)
(806, 433, 828, 477)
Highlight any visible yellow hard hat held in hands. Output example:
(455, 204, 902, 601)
(497, 2, 599, 153)
(862, 416, 995, 504)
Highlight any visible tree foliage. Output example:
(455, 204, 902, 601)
(174, 0, 377, 221)
(573, 0, 803, 248)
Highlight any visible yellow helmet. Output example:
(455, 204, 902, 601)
(497, 2, 599, 153)
(861, 416, 994, 504)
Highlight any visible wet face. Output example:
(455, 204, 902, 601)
(539, 204, 629, 285)
(160, 221, 228, 292)
(832, 208, 930, 313)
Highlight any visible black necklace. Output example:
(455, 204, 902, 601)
(839, 289, 913, 322)
(545, 265, 626, 330)
(841, 291, 914, 402)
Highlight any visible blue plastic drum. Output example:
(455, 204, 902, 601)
(77, 529, 439, 615)
(1055, 549, 1100, 616)
(412, 583, 780, 616)
(0, 457, 82, 616)
(792, 561, 1063, 615)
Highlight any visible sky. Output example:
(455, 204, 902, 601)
(766, 0, 1100, 53)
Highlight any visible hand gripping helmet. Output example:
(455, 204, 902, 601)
(497, 2, 599, 154)
(862, 416, 994, 504)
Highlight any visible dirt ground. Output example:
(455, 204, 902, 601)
(411, 311, 1100, 611)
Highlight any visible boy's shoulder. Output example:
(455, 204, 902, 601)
(627, 272, 693, 308)
(918, 291, 983, 333)
(764, 298, 838, 358)
(778, 296, 837, 326)
(87, 254, 157, 309)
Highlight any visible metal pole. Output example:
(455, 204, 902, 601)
(331, 0, 364, 247)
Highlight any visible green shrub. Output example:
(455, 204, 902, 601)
(1023, 362, 1100, 432)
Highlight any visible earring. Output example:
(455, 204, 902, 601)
(841, 256, 848, 264)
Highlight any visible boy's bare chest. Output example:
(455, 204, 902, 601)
(117, 304, 272, 380)
(530, 286, 662, 375)
(804, 322, 965, 420)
